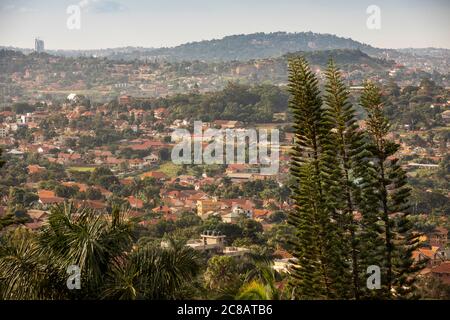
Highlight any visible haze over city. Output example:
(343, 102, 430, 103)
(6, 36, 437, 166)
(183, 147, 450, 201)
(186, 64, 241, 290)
(0, 0, 449, 50)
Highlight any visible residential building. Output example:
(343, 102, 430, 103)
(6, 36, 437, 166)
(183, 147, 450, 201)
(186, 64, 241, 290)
(197, 198, 220, 218)
(428, 227, 449, 249)
(118, 95, 133, 105)
(0, 125, 8, 138)
(430, 262, 450, 285)
(185, 231, 226, 252)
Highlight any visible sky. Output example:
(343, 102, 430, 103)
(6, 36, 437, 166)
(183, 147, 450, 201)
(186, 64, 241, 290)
(0, 0, 449, 50)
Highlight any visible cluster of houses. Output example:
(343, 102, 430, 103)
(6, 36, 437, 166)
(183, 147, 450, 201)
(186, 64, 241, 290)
(1, 53, 293, 100)
(0, 95, 291, 232)
(0, 90, 449, 284)
(414, 227, 450, 285)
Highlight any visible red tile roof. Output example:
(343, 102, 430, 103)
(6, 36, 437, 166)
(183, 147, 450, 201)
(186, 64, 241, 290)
(141, 171, 168, 180)
(152, 205, 171, 214)
(27, 164, 46, 174)
(38, 189, 65, 205)
(431, 262, 450, 274)
(62, 182, 88, 192)
(75, 200, 107, 210)
(254, 209, 270, 218)
(128, 196, 144, 209)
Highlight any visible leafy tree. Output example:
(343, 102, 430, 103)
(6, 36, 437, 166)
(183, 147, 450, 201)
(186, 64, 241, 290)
(200, 216, 243, 244)
(265, 223, 297, 252)
(89, 167, 119, 190)
(54, 185, 79, 198)
(12, 102, 35, 114)
(267, 211, 287, 224)
(238, 217, 264, 243)
(158, 148, 171, 161)
(204, 255, 240, 292)
(0, 148, 4, 169)
(0, 153, 36, 229)
(7, 187, 38, 207)
(85, 187, 103, 200)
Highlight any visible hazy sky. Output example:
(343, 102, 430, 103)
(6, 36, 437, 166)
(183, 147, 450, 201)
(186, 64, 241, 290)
(0, 0, 449, 50)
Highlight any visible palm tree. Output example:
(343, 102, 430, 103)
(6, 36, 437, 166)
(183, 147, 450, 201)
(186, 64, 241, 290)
(129, 177, 143, 197)
(0, 205, 200, 300)
(222, 250, 284, 301)
(204, 255, 240, 293)
(237, 258, 282, 300)
(0, 228, 65, 300)
(38, 203, 134, 296)
(236, 281, 274, 300)
(101, 238, 200, 300)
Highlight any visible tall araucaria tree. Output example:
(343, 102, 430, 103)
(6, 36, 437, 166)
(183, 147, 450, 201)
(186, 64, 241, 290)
(360, 81, 423, 299)
(287, 58, 423, 300)
(287, 56, 345, 299)
(322, 60, 371, 299)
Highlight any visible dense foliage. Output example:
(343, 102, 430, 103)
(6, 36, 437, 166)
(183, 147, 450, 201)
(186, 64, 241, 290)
(287, 57, 424, 299)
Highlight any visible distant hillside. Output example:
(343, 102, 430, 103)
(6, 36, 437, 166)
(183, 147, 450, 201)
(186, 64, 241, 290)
(3, 32, 448, 69)
(284, 49, 394, 69)
(0, 48, 394, 77)
(6, 32, 379, 61)
(148, 32, 383, 62)
(0, 47, 444, 101)
(218, 49, 396, 86)
(397, 48, 450, 58)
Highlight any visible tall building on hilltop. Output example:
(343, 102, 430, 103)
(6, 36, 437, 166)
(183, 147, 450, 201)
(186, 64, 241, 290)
(35, 38, 45, 53)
